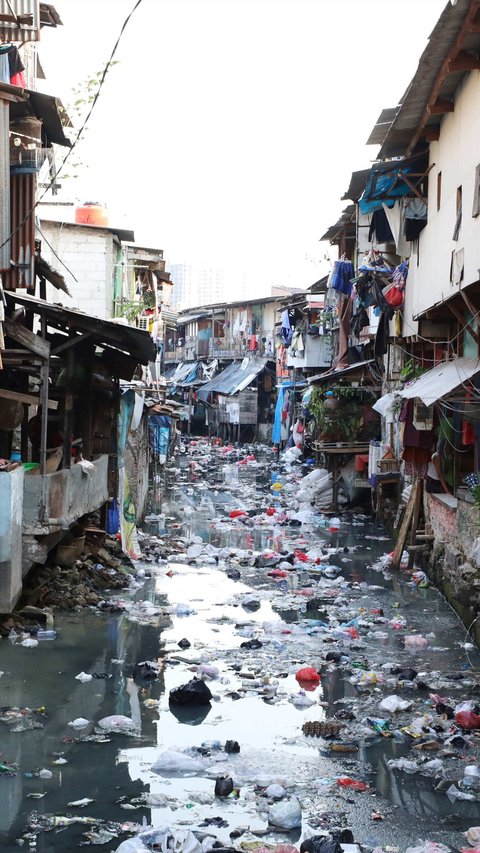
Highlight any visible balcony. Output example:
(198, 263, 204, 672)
(209, 335, 275, 360)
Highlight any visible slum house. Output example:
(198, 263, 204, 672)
(0, 290, 155, 611)
(165, 296, 279, 436)
(273, 278, 336, 453)
(196, 355, 276, 443)
(38, 223, 178, 492)
(321, 0, 480, 627)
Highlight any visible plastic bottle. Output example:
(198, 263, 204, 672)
(36, 629, 57, 641)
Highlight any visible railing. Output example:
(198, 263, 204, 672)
(209, 335, 275, 359)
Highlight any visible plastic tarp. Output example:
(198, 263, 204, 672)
(376, 358, 480, 407)
(358, 154, 428, 215)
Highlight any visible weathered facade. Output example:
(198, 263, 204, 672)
(318, 0, 480, 631)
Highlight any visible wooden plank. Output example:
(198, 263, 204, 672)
(0, 387, 57, 410)
(4, 318, 50, 358)
(391, 480, 420, 570)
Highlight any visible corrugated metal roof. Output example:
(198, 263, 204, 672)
(197, 357, 267, 401)
(365, 108, 399, 146)
(398, 357, 480, 405)
(4, 290, 155, 364)
(308, 360, 374, 385)
(376, 0, 476, 157)
(40, 219, 134, 242)
(0, 0, 40, 41)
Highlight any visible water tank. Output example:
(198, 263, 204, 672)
(75, 202, 108, 227)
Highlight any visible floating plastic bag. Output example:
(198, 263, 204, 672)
(97, 715, 137, 733)
(169, 678, 212, 705)
(380, 695, 413, 714)
(151, 750, 205, 776)
(404, 635, 428, 650)
(465, 827, 480, 847)
(295, 667, 321, 687)
(268, 796, 302, 828)
(337, 777, 368, 792)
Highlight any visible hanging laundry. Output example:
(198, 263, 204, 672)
(382, 202, 410, 257)
(368, 209, 394, 244)
(0, 44, 26, 87)
(331, 259, 354, 296)
(404, 197, 427, 241)
(281, 309, 293, 346)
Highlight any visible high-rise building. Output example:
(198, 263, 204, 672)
(168, 263, 225, 308)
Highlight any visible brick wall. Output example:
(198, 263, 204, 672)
(40, 221, 115, 320)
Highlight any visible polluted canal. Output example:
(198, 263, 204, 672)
(2, 439, 480, 852)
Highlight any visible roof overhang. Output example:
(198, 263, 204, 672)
(308, 360, 375, 385)
(5, 290, 155, 364)
(375, 358, 480, 407)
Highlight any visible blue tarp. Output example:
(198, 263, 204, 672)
(358, 154, 428, 215)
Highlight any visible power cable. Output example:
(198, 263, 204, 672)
(0, 0, 144, 256)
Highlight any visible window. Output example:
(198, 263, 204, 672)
(437, 171, 442, 210)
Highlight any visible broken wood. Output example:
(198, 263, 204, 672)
(0, 387, 57, 410)
(391, 480, 420, 570)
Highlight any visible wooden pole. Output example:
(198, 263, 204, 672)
(187, 385, 193, 436)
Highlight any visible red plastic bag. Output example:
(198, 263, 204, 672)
(294, 550, 309, 562)
(229, 510, 247, 518)
(295, 667, 321, 685)
(266, 507, 276, 516)
(337, 777, 368, 792)
(455, 710, 480, 729)
(384, 284, 404, 308)
(267, 569, 288, 578)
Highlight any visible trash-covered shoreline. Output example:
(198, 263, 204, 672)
(1, 439, 480, 852)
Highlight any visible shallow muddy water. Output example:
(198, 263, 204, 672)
(1, 444, 480, 851)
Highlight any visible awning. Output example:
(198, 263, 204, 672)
(5, 290, 155, 364)
(197, 357, 267, 401)
(308, 360, 375, 385)
(395, 358, 480, 406)
(10, 89, 71, 147)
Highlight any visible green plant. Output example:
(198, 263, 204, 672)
(309, 386, 363, 442)
(471, 484, 480, 513)
(400, 358, 425, 382)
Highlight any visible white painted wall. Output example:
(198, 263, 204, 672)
(39, 221, 116, 319)
(405, 69, 480, 327)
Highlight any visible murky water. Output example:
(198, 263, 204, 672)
(2, 443, 480, 851)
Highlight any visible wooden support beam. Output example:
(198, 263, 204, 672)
(422, 126, 441, 142)
(448, 51, 480, 72)
(0, 387, 57, 410)
(4, 318, 50, 358)
(52, 332, 92, 356)
(429, 99, 454, 115)
(407, 1, 480, 155)
(460, 288, 480, 320)
(448, 302, 479, 343)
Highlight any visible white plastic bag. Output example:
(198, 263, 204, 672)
(151, 749, 205, 776)
(380, 695, 413, 713)
(97, 715, 137, 733)
(268, 795, 302, 828)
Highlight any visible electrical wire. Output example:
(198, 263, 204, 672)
(0, 0, 144, 256)
(35, 222, 78, 282)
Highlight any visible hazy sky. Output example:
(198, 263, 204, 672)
(39, 0, 446, 296)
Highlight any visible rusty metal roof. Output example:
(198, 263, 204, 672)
(4, 291, 155, 364)
(372, 0, 480, 158)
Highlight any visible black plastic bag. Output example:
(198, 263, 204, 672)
(169, 678, 212, 705)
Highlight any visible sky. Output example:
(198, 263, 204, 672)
(39, 0, 446, 299)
